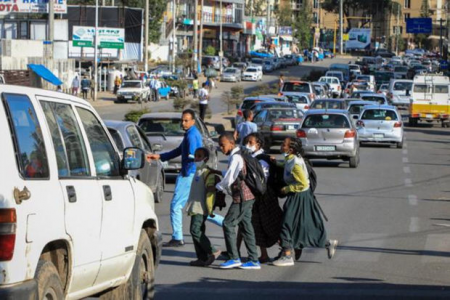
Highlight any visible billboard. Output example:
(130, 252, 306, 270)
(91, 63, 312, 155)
(0, 0, 67, 15)
(73, 26, 125, 49)
(345, 28, 371, 50)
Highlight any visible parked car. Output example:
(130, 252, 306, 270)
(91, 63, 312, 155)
(280, 80, 315, 100)
(325, 71, 345, 85)
(356, 105, 404, 148)
(138, 113, 218, 174)
(387, 79, 413, 106)
(253, 107, 304, 152)
(263, 60, 275, 73)
(242, 66, 263, 81)
(309, 98, 347, 110)
(407, 65, 428, 79)
(116, 80, 151, 103)
(297, 109, 360, 168)
(318, 76, 341, 98)
(0, 85, 161, 299)
(220, 67, 242, 82)
(150, 65, 172, 77)
(105, 120, 165, 203)
(202, 55, 223, 70)
(284, 54, 297, 66)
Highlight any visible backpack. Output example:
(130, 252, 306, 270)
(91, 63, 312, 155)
(304, 159, 317, 193)
(236, 149, 267, 197)
(204, 171, 227, 211)
(256, 153, 286, 197)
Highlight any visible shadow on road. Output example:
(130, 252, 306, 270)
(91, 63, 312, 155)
(405, 127, 450, 137)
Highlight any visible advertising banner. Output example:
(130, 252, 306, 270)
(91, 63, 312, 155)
(345, 28, 371, 50)
(0, 0, 67, 15)
(73, 26, 124, 49)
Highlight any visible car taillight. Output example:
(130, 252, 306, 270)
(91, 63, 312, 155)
(344, 129, 357, 138)
(304, 105, 309, 110)
(278, 92, 283, 96)
(394, 122, 402, 128)
(296, 129, 307, 138)
(0, 209, 16, 261)
(271, 125, 284, 131)
(356, 120, 365, 127)
(237, 110, 243, 117)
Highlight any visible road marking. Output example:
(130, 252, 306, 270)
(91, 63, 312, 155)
(405, 179, 413, 187)
(408, 195, 418, 206)
(422, 234, 450, 263)
(402, 149, 408, 155)
(409, 217, 420, 232)
(402, 157, 409, 163)
(404, 142, 408, 148)
(433, 223, 450, 228)
(403, 167, 411, 174)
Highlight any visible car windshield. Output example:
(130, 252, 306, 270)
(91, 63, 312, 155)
(224, 69, 236, 74)
(264, 61, 272, 65)
(283, 82, 310, 93)
(246, 68, 257, 72)
(139, 118, 185, 136)
(394, 67, 408, 72)
(310, 100, 345, 109)
(361, 109, 398, 121)
(348, 104, 367, 114)
(267, 110, 302, 120)
(357, 76, 370, 81)
(393, 82, 413, 91)
(252, 59, 263, 64)
(122, 82, 141, 88)
(361, 96, 385, 104)
(303, 114, 350, 128)
(242, 100, 260, 109)
(286, 95, 308, 103)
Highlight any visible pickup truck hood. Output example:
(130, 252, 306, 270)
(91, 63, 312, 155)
(119, 88, 144, 93)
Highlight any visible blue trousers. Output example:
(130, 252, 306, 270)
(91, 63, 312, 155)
(171, 174, 194, 240)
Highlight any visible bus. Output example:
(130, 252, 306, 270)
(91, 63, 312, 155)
(410, 74, 450, 127)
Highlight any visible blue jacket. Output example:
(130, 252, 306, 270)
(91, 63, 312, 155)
(160, 125, 203, 177)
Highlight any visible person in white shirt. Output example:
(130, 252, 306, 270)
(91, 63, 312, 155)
(71, 76, 80, 95)
(198, 82, 209, 120)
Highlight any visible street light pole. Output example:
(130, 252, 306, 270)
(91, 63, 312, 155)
(144, 0, 149, 73)
(172, 0, 177, 73)
(94, 0, 98, 101)
(339, 0, 343, 54)
(219, 0, 223, 74)
(193, 0, 198, 72)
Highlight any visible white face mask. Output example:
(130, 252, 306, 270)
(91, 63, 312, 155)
(195, 161, 205, 168)
(283, 152, 291, 157)
(245, 144, 257, 153)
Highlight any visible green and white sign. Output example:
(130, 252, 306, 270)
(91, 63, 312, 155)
(72, 26, 124, 49)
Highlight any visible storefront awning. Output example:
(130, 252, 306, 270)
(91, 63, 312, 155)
(280, 35, 293, 41)
(27, 64, 63, 86)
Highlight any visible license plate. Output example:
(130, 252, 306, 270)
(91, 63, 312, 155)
(373, 133, 384, 138)
(124, 95, 132, 99)
(426, 114, 433, 119)
(316, 145, 336, 151)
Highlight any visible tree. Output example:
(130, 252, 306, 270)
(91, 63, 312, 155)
(293, 1, 313, 50)
(222, 85, 244, 114)
(414, 0, 432, 49)
(276, 3, 293, 26)
(420, 0, 431, 17)
(245, 0, 267, 17)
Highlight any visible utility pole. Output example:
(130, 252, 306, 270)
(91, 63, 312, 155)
(48, 0, 54, 59)
(339, 0, 343, 54)
(440, 18, 444, 57)
(198, 0, 204, 75)
(144, 0, 149, 73)
(219, 0, 223, 73)
(94, 0, 99, 101)
(193, 0, 198, 73)
(172, 0, 177, 73)
(333, 20, 337, 55)
(395, 4, 400, 55)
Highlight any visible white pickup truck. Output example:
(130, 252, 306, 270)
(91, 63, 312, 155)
(117, 80, 151, 103)
(0, 85, 162, 299)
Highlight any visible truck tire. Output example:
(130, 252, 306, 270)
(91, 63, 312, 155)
(131, 230, 155, 300)
(35, 260, 64, 300)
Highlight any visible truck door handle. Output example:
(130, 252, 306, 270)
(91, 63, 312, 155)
(103, 185, 112, 201)
(66, 186, 77, 203)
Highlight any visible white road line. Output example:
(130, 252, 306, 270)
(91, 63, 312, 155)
(403, 167, 411, 174)
(402, 157, 409, 163)
(409, 217, 420, 232)
(404, 142, 408, 148)
(402, 149, 408, 155)
(408, 195, 418, 206)
(405, 179, 413, 187)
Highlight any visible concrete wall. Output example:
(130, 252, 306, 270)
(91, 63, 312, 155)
(1, 40, 44, 57)
(149, 43, 169, 62)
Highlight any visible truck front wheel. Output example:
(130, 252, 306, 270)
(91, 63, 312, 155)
(131, 229, 155, 299)
(35, 260, 64, 300)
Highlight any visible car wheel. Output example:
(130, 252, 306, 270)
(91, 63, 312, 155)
(35, 260, 64, 300)
(349, 153, 359, 168)
(130, 230, 155, 300)
(397, 140, 404, 149)
(154, 172, 165, 203)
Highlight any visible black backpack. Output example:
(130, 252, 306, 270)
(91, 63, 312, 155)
(304, 159, 317, 193)
(256, 153, 285, 197)
(236, 149, 267, 197)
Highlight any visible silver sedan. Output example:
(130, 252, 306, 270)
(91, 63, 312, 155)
(297, 109, 360, 168)
(356, 105, 404, 148)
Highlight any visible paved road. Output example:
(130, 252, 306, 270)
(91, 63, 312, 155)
(153, 125, 450, 300)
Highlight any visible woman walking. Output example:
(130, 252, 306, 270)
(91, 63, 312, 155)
(238, 133, 283, 263)
(273, 137, 338, 267)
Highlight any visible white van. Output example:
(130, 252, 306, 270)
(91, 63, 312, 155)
(318, 76, 341, 97)
(388, 79, 413, 106)
(410, 74, 450, 127)
(0, 85, 161, 299)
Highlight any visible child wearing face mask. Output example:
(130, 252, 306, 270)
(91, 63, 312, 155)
(185, 147, 221, 267)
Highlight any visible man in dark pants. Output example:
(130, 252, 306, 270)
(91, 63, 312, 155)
(215, 133, 260, 270)
(198, 82, 209, 120)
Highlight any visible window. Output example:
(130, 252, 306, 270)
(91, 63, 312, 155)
(303, 114, 350, 129)
(361, 110, 398, 121)
(282, 82, 310, 93)
(20, 22, 28, 39)
(126, 125, 143, 148)
(393, 81, 412, 91)
(253, 110, 267, 123)
(77, 108, 120, 177)
(41, 101, 90, 177)
(4, 94, 49, 179)
(286, 95, 308, 104)
(108, 128, 125, 152)
(313, 0, 319, 9)
(404, 13, 410, 22)
(404, 0, 410, 9)
(413, 84, 429, 93)
(434, 85, 448, 94)
(136, 126, 152, 152)
(313, 12, 318, 24)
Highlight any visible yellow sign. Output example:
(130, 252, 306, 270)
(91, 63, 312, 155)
(343, 34, 349, 41)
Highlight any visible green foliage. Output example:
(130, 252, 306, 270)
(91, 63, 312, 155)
(124, 108, 151, 123)
(420, 0, 431, 17)
(222, 85, 244, 114)
(245, 0, 266, 17)
(248, 84, 279, 96)
(204, 46, 217, 56)
(276, 4, 293, 27)
(173, 96, 190, 111)
(167, 78, 189, 98)
(293, 2, 313, 50)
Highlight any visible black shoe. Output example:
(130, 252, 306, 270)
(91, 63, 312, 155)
(163, 239, 185, 247)
(294, 249, 303, 261)
(189, 259, 207, 267)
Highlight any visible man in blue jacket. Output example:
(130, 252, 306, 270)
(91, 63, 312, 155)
(148, 109, 203, 247)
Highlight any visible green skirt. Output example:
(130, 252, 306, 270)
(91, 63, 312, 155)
(280, 189, 327, 250)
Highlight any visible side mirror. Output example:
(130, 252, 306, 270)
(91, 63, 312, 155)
(152, 143, 163, 152)
(122, 147, 145, 170)
(210, 131, 218, 137)
(352, 115, 359, 120)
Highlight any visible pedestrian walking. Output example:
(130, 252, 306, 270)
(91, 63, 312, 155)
(81, 76, 90, 100)
(192, 76, 199, 98)
(237, 133, 283, 263)
(185, 147, 222, 267)
(198, 83, 209, 121)
(113, 76, 121, 94)
(153, 76, 161, 102)
(278, 74, 285, 91)
(56, 85, 62, 92)
(234, 109, 257, 145)
(215, 132, 261, 270)
(147, 109, 203, 247)
(272, 137, 338, 267)
(72, 76, 80, 96)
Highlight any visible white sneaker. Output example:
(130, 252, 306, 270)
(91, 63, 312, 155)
(272, 255, 294, 267)
(326, 240, 338, 259)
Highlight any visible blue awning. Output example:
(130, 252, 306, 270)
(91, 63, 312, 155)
(27, 64, 63, 86)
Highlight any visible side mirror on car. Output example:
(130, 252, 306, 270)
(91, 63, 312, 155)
(122, 147, 145, 170)
(152, 143, 163, 152)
